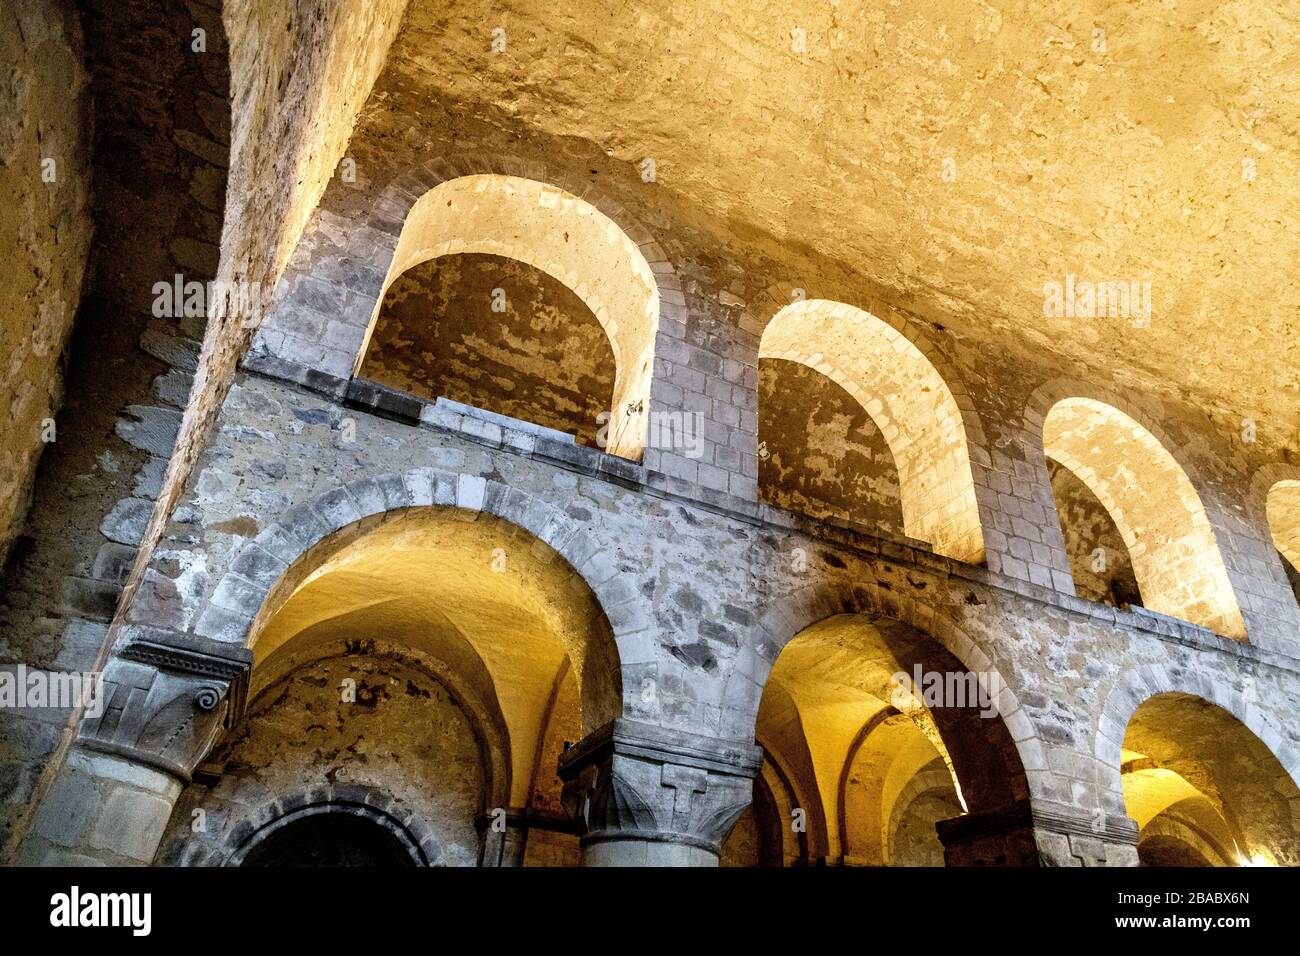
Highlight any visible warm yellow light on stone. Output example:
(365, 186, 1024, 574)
(357, 174, 660, 460)
(1044, 397, 1245, 638)
(247, 506, 620, 807)
(757, 615, 964, 865)
(759, 300, 985, 562)
(1266, 480, 1300, 574)
(1122, 692, 1300, 867)
(1122, 766, 1240, 866)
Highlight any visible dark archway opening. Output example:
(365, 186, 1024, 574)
(241, 813, 416, 867)
(1137, 835, 1212, 868)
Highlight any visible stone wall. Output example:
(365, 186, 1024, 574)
(759, 358, 904, 532)
(156, 653, 484, 866)
(240, 56, 1300, 656)
(109, 0, 410, 664)
(1047, 459, 1140, 608)
(360, 253, 615, 447)
(4, 0, 408, 861)
(8, 0, 1300, 867)
(0, 0, 92, 565)
(96, 366, 1300, 865)
(0, 0, 230, 858)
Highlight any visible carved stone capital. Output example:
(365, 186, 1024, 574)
(558, 719, 763, 857)
(77, 627, 253, 783)
(936, 799, 1140, 867)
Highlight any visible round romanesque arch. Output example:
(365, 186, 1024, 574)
(722, 578, 1032, 754)
(161, 785, 442, 867)
(245, 633, 514, 816)
(166, 471, 636, 868)
(1095, 663, 1300, 801)
(1095, 663, 1300, 866)
(254, 155, 686, 462)
(722, 577, 1040, 866)
(225, 788, 437, 867)
(360, 173, 659, 459)
(209, 468, 642, 731)
(1025, 379, 1246, 639)
(757, 298, 987, 563)
(1252, 463, 1300, 580)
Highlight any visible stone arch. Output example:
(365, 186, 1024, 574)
(756, 721, 831, 861)
(210, 469, 633, 734)
(217, 787, 442, 867)
(757, 298, 986, 562)
(725, 578, 1038, 816)
(1137, 815, 1235, 867)
(883, 764, 958, 865)
(362, 173, 659, 459)
(257, 154, 685, 461)
(758, 755, 808, 866)
(1026, 380, 1246, 639)
(153, 634, 502, 868)
(1096, 665, 1300, 865)
(836, 708, 898, 862)
(1253, 464, 1300, 578)
(1095, 664, 1300, 803)
(247, 633, 513, 818)
(835, 708, 958, 865)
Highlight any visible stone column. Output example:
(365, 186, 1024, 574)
(936, 799, 1139, 867)
(558, 718, 762, 867)
(17, 628, 251, 866)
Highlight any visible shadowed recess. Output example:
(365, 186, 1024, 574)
(1121, 692, 1300, 867)
(356, 174, 660, 459)
(758, 358, 905, 534)
(759, 300, 984, 562)
(1044, 397, 1245, 638)
(247, 506, 621, 809)
(359, 253, 615, 447)
(735, 613, 1028, 866)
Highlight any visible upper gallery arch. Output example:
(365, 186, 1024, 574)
(758, 298, 985, 563)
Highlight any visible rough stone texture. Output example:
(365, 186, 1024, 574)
(19, 749, 182, 866)
(109, 0, 410, 674)
(360, 253, 615, 447)
(50, 368, 1296, 866)
(156, 654, 484, 866)
(0, 0, 231, 858)
(6, 0, 1300, 869)
(1045, 396, 1246, 638)
(244, 56, 1300, 649)
(759, 358, 903, 534)
(1123, 691, 1299, 866)
(1048, 459, 1140, 608)
(1268, 480, 1300, 574)
(0, 0, 92, 564)
(374, 0, 1300, 462)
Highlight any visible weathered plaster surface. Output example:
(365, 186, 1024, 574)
(0, 0, 92, 564)
(361, 253, 614, 447)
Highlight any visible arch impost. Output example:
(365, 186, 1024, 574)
(78, 627, 253, 784)
(936, 798, 1139, 867)
(558, 719, 762, 856)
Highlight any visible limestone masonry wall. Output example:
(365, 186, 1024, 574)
(0, 0, 92, 565)
(116, 369, 1300, 850)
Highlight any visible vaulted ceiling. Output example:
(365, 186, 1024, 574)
(370, 0, 1298, 451)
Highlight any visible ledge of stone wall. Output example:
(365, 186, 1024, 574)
(240, 359, 1300, 675)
